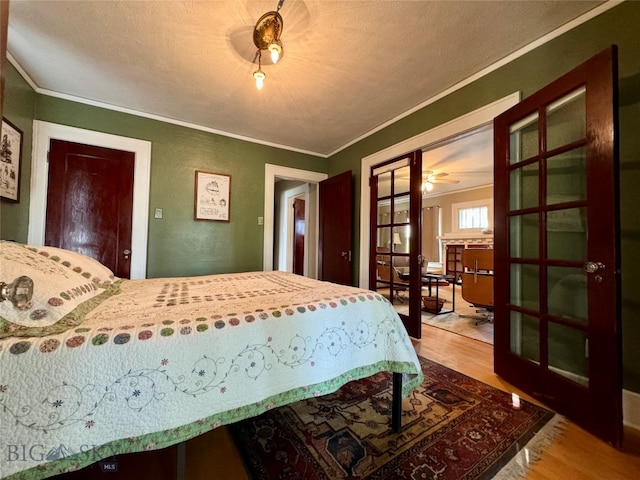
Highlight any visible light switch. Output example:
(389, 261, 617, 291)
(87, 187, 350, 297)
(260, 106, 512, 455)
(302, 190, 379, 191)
(154, 208, 163, 219)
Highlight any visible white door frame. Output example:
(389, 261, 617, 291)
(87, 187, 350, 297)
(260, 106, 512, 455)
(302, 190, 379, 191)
(358, 93, 520, 288)
(263, 164, 327, 274)
(29, 121, 151, 279)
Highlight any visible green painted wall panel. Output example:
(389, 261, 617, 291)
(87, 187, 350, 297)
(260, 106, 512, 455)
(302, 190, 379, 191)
(0, 65, 36, 241)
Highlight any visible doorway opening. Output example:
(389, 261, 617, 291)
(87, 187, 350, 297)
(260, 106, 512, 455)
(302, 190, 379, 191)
(263, 164, 327, 278)
(361, 93, 520, 342)
(273, 180, 316, 277)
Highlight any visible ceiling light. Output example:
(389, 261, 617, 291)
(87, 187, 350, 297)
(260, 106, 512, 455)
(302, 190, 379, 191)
(421, 175, 434, 193)
(253, 52, 266, 90)
(252, 1, 285, 89)
(254, 68, 266, 90)
(268, 41, 282, 64)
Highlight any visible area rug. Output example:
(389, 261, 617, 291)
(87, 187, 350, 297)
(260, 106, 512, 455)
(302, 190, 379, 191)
(421, 311, 494, 345)
(230, 356, 564, 480)
(393, 286, 494, 345)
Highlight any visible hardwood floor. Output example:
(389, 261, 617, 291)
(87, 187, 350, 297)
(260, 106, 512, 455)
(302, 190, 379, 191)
(414, 325, 640, 480)
(186, 324, 640, 479)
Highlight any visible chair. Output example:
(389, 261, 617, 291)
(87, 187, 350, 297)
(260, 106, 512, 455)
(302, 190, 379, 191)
(460, 249, 494, 324)
(376, 263, 409, 303)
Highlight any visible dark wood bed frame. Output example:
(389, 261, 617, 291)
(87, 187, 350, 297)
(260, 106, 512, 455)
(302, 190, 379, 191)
(392, 372, 403, 432)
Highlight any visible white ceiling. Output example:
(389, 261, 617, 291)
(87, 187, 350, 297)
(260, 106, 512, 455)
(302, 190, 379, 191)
(380, 123, 493, 197)
(420, 124, 494, 196)
(7, 0, 607, 171)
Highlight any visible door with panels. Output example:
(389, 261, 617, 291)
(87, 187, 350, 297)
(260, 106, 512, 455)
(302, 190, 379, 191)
(494, 47, 621, 445)
(369, 151, 422, 339)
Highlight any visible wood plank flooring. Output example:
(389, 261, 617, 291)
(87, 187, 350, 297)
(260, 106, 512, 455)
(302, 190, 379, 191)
(186, 324, 640, 479)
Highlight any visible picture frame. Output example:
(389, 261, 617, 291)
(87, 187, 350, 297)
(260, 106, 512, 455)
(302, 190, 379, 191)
(194, 170, 231, 221)
(1, 118, 23, 202)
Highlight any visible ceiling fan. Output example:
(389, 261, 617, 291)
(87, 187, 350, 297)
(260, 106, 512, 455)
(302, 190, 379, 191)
(422, 171, 460, 192)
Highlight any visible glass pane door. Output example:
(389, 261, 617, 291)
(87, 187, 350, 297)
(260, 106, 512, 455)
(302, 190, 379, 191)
(494, 47, 621, 445)
(370, 151, 422, 338)
(508, 88, 590, 386)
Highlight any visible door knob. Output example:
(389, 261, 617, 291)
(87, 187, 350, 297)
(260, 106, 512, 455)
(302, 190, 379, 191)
(123, 249, 131, 259)
(584, 261, 605, 273)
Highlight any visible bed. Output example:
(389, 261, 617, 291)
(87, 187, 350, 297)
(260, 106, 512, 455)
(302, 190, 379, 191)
(0, 241, 423, 480)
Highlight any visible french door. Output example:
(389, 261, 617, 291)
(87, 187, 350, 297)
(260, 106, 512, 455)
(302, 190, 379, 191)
(494, 47, 621, 445)
(369, 150, 422, 338)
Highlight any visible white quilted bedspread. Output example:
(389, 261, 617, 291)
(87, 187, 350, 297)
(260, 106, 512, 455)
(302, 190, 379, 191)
(0, 271, 422, 479)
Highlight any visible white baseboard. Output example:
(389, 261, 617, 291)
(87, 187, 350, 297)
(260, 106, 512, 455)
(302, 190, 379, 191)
(623, 388, 640, 431)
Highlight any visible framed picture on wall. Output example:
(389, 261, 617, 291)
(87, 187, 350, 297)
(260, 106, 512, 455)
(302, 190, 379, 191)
(0, 118, 23, 202)
(194, 170, 231, 221)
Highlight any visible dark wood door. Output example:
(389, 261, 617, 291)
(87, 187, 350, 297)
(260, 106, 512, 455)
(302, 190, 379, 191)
(293, 197, 305, 275)
(45, 139, 135, 278)
(369, 151, 423, 339)
(318, 171, 352, 285)
(493, 46, 621, 445)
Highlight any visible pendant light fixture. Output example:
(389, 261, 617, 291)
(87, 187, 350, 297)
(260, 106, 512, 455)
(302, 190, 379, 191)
(253, 53, 266, 90)
(252, 0, 285, 89)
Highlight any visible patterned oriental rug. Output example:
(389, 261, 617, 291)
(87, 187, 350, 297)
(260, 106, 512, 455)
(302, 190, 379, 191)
(230, 357, 565, 480)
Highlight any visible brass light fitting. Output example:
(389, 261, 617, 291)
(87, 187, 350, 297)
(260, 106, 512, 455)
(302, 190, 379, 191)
(252, 1, 285, 89)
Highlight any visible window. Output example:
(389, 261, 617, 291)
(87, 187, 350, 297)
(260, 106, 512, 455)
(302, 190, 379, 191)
(459, 206, 488, 229)
(452, 199, 493, 233)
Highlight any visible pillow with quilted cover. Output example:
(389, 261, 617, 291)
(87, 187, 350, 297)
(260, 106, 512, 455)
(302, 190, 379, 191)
(24, 243, 118, 285)
(0, 241, 119, 338)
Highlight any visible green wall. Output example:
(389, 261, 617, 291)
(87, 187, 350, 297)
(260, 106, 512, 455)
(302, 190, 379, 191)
(326, 2, 640, 393)
(0, 69, 328, 277)
(0, 64, 35, 242)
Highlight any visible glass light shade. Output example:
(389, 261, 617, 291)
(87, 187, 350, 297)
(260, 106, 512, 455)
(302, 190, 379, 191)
(268, 42, 282, 64)
(422, 181, 434, 192)
(254, 69, 266, 90)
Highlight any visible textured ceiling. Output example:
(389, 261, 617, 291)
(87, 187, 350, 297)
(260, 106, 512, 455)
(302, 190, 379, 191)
(7, 0, 606, 159)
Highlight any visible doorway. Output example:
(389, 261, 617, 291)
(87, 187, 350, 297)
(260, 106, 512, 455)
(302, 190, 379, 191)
(273, 180, 315, 276)
(29, 121, 151, 279)
(292, 196, 306, 275)
(358, 94, 520, 288)
(360, 95, 520, 342)
(263, 164, 327, 277)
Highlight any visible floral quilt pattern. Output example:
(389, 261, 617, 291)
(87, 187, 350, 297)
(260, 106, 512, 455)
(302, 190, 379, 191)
(0, 271, 423, 480)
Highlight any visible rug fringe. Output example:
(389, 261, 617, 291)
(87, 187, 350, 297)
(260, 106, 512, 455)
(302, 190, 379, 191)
(493, 414, 568, 480)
